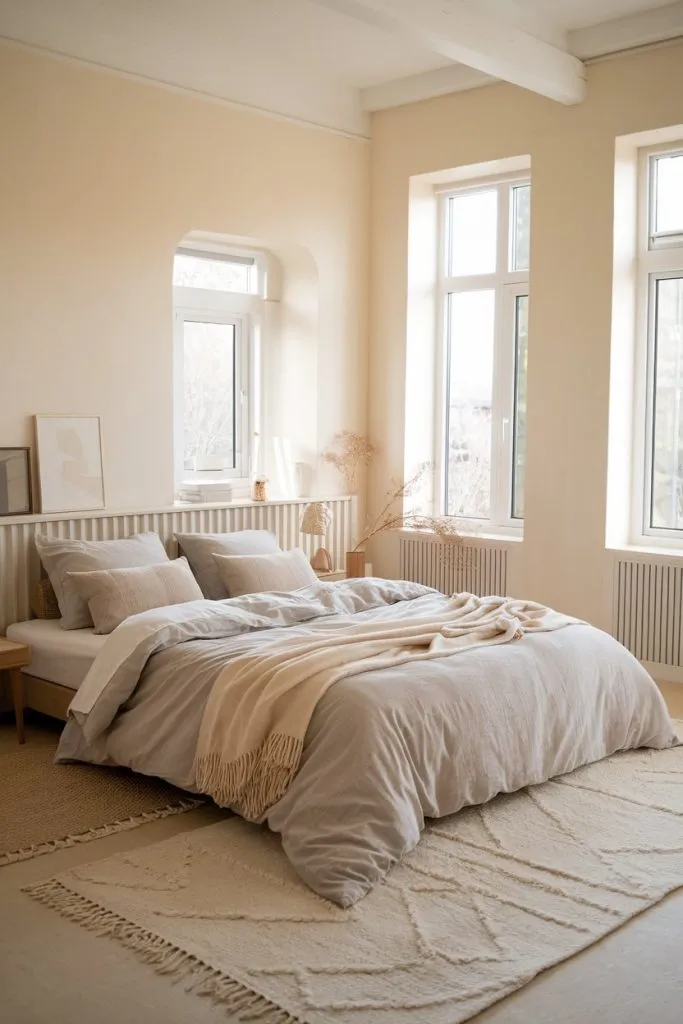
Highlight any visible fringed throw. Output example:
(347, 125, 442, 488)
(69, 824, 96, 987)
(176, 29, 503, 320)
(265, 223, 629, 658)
(193, 594, 579, 819)
(196, 734, 303, 821)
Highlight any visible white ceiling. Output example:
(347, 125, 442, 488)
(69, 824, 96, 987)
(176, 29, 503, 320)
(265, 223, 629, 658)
(520, 0, 670, 32)
(0, 0, 681, 136)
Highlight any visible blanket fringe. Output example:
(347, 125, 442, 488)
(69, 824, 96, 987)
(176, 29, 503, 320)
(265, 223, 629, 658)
(0, 799, 202, 867)
(24, 879, 300, 1023)
(195, 733, 303, 820)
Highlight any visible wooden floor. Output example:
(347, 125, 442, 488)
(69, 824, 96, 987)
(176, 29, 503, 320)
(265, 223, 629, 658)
(655, 679, 683, 717)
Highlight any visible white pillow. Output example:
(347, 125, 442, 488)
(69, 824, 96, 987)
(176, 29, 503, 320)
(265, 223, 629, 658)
(213, 548, 317, 598)
(68, 557, 203, 634)
(176, 530, 280, 599)
(35, 532, 169, 630)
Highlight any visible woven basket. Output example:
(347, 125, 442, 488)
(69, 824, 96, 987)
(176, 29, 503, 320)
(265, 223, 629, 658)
(30, 578, 60, 620)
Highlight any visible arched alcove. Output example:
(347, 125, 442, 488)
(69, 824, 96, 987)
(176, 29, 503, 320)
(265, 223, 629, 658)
(173, 230, 320, 497)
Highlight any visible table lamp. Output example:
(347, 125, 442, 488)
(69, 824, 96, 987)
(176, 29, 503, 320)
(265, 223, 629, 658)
(300, 501, 333, 572)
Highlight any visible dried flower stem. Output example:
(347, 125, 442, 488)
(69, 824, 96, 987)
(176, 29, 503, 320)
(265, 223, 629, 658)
(322, 431, 374, 493)
(353, 463, 465, 555)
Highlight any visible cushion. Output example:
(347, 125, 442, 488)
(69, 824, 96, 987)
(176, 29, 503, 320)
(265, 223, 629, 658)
(35, 532, 169, 630)
(68, 557, 203, 634)
(213, 547, 317, 598)
(176, 530, 280, 599)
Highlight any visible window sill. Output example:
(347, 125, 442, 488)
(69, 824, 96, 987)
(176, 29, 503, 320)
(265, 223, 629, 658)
(608, 542, 683, 560)
(399, 526, 523, 545)
(468, 530, 524, 544)
(173, 494, 352, 511)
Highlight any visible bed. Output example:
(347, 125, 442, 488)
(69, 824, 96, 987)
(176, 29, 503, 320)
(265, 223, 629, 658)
(5, 618, 105, 720)
(53, 577, 678, 907)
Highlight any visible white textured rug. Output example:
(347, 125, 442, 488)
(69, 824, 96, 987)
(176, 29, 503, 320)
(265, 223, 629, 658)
(25, 742, 683, 1024)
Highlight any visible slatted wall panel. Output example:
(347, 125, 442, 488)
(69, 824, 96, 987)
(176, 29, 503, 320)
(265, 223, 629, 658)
(399, 537, 508, 597)
(613, 557, 683, 667)
(0, 498, 354, 632)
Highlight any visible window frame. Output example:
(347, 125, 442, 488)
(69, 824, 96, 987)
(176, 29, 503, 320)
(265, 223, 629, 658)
(648, 149, 683, 251)
(174, 246, 257, 294)
(173, 309, 249, 483)
(435, 173, 530, 535)
(173, 243, 265, 490)
(633, 143, 683, 544)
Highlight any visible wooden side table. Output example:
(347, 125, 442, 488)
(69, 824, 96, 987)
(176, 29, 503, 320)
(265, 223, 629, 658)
(315, 570, 347, 582)
(0, 639, 31, 744)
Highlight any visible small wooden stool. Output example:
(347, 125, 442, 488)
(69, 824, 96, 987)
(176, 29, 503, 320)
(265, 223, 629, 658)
(0, 639, 31, 744)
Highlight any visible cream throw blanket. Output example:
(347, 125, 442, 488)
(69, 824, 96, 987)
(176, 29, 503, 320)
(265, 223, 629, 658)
(194, 594, 578, 818)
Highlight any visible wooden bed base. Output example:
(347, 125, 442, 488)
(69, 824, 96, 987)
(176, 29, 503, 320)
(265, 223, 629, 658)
(22, 672, 72, 721)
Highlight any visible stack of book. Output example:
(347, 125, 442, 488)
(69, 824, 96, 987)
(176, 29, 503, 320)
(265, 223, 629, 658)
(177, 482, 233, 503)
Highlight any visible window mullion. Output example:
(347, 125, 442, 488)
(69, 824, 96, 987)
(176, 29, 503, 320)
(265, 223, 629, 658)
(439, 294, 452, 518)
(489, 287, 505, 528)
(491, 286, 519, 528)
(435, 195, 450, 516)
(489, 184, 511, 528)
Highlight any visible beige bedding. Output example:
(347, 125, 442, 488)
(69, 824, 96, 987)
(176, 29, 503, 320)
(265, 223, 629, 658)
(57, 579, 678, 906)
(195, 594, 578, 819)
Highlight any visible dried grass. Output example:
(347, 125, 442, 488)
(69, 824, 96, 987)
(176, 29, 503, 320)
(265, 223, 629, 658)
(353, 462, 467, 563)
(322, 431, 375, 493)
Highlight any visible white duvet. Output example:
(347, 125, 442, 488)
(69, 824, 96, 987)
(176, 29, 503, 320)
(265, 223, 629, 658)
(59, 579, 678, 906)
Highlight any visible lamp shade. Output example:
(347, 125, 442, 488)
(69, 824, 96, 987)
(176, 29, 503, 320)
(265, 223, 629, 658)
(300, 501, 332, 536)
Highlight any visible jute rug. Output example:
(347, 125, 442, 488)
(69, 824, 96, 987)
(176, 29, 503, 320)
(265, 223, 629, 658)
(25, 740, 683, 1024)
(0, 728, 201, 865)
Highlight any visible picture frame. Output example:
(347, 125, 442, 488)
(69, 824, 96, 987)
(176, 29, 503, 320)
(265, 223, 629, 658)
(0, 447, 33, 516)
(34, 415, 105, 514)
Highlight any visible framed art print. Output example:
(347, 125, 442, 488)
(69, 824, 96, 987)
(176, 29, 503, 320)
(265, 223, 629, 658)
(35, 415, 105, 514)
(0, 447, 33, 516)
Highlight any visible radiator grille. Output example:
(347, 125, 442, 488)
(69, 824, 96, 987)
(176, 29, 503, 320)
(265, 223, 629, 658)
(399, 537, 508, 597)
(0, 498, 354, 632)
(613, 558, 683, 667)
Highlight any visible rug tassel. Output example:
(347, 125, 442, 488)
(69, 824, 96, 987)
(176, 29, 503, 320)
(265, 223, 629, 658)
(1, 799, 202, 867)
(23, 880, 299, 1023)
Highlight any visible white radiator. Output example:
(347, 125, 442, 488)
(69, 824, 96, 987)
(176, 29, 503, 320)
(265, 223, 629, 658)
(399, 536, 508, 597)
(613, 556, 683, 668)
(0, 498, 354, 632)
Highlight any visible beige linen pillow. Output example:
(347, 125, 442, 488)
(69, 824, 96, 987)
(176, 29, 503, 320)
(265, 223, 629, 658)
(68, 557, 203, 634)
(35, 532, 170, 630)
(176, 530, 280, 599)
(213, 547, 317, 598)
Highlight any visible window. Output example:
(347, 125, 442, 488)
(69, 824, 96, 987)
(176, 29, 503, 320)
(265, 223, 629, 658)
(173, 246, 260, 486)
(438, 178, 530, 529)
(636, 148, 683, 537)
(173, 249, 256, 294)
(180, 317, 240, 474)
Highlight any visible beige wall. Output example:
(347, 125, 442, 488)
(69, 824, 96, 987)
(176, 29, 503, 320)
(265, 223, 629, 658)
(369, 42, 683, 628)
(0, 44, 369, 509)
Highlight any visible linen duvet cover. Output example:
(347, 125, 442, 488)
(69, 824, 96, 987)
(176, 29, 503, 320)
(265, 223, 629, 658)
(57, 578, 677, 906)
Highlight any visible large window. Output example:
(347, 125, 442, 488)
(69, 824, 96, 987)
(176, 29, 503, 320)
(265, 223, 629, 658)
(637, 148, 683, 538)
(173, 247, 258, 487)
(438, 177, 530, 529)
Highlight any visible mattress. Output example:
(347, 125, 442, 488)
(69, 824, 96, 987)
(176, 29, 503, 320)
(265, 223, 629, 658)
(5, 619, 105, 690)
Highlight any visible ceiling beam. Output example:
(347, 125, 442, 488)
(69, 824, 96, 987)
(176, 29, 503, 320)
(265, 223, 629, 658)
(569, 1, 683, 60)
(361, 63, 494, 112)
(310, 0, 586, 105)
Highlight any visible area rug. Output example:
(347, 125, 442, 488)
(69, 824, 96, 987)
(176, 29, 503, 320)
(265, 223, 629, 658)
(25, 741, 683, 1024)
(0, 733, 202, 865)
